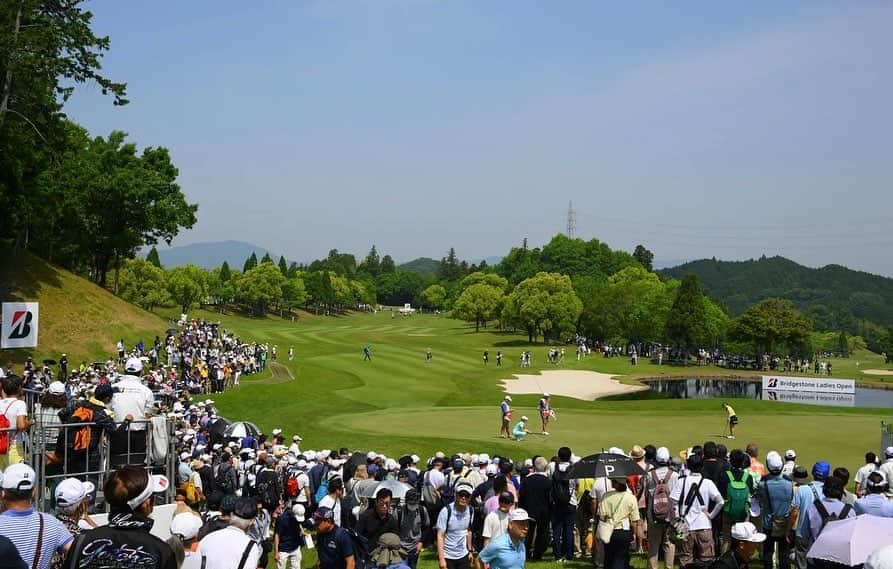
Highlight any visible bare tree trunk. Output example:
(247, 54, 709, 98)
(0, 0, 25, 129)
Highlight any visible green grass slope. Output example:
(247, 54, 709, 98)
(0, 247, 169, 365)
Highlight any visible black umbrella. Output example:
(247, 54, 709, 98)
(348, 451, 367, 468)
(208, 417, 232, 446)
(43, 359, 57, 365)
(566, 453, 646, 479)
(167, 328, 179, 335)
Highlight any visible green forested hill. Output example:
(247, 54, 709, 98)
(398, 257, 441, 275)
(661, 256, 893, 332)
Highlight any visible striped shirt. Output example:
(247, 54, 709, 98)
(35, 404, 64, 447)
(0, 509, 73, 569)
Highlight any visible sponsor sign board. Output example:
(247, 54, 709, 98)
(762, 389, 855, 407)
(762, 375, 854, 394)
(1, 302, 39, 349)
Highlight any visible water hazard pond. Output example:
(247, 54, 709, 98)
(628, 378, 893, 408)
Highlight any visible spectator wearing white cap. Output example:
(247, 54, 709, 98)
(712, 522, 766, 569)
(274, 504, 307, 569)
(476, 508, 531, 569)
(781, 450, 798, 479)
(288, 434, 302, 456)
(645, 447, 678, 569)
(757, 452, 795, 569)
(436, 481, 476, 569)
(169, 512, 204, 569)
(54, 478, 97, 536)
(878, 447, 893, 497)
(0, 464, 73, 569)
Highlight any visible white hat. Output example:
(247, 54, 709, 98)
(170, 513, 203, 541)
(865, 544, 893, 569)
(297, 459, 308, 469)
(766, 451, 783, 472)
(411, 454, 420, 464)
(292, 504, 306, 522)
(508, 508, 533, 522)
(608, 447, 625, 456)
(455, 483, 474, 495)
(478, 453, 490, 464)
(367, 451, 378, 460)
(524, 458, 533, 467)
(504, 395, 512, 401)
(731, 522, 766, 543)
(471, 454, 480, 466)
(521, 415, 529, 421)
(212, 443, 223, 451)
(205, 399, 214, 405)
(272, 428, 282, 436)
(320, 449, 332, 459)
(55, 478, 96, 508)
(784, 449, 796, 460)
(542, 392, 550, 397)
(124, 357, 143, 373)
(293, 435, 303, 441)
(305, 450, 317, 461)
(884, 446, 893, 459)
(656, 447, 671, 464)
(179, 452, 191, 461)
(485, 464, 498, 476)
(385, 459, 398, 471)
(48, 381, 66, 395)
(126, 474, 169, 511)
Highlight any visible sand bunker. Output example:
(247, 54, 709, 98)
(502, 369, 647, 401)
(863, 369, 893, 376)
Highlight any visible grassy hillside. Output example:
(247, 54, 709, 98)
(661, 256, 893, 330)
(0, 247, 169, 366)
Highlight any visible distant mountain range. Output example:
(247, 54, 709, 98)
(150, 241, 278, 270)
(661, 256, 893, 330)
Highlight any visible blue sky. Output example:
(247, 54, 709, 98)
(66, 1, 893, 275)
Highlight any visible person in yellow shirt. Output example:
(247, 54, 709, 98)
(723, 402, 738, 439)
(597, 478, 643, 569)
(575, 477, 595, 557)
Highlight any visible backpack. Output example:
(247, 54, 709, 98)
(551, 467, 572, 509)
(257, 472, 279, 506)
(215, 463, 236, 494)
(651, 469, 674, 524)
(338, 527, 371, 569)
(441, 472, 466, 507)
(0, 401, 14, 455)
(810, 485, 852, 532)
(724, 470, 750, 522)
(180, 477, 203, 506)
(315, 477, 331, 504)
(286, 475, 299, 498)
(421, 471, 438, 507)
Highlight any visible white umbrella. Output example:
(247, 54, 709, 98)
(223, 421, 261, 440)
(808, 515, 893, 566)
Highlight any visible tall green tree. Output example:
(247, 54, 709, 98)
(167, 264, 208, 314)
(380, 254, 396, 273)
(453, 283, 505, 332)
(502, 272, 582, 343)
(880, 327, 893, 363)
(146, 246, 162, 268)
(118, 258, 168, 311)
(278, 255, 288, 276)
(359, 245, 381, 277)
(237, 262, 285, 317)
(730, 298, 813, 356)
(665, 274, 707, 347)
(419, 284, 447, 310)
(219, 261, 232, 282)
(260, 252, 273, 265)
(243, 252, 258, 273)
(438, 247, 463, 282)
(633, 245, 654, 272)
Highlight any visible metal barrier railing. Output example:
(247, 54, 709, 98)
(2, 393, 178, 513)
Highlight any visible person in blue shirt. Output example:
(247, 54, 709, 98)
(314, 506, 355, 569)
(512, 417, 529, 442)
(758, 452, 795, 569)
(499, 396, 512, 439)
(793, 462, 829, 569)
(855, 472, 893, 517)
(476, 508, 531, 569)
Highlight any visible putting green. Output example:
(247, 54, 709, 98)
(338, 405, 879, 470)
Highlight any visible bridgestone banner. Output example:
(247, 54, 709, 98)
(1, 302, 39, 349)
(761, 375, 855, 394)
(761, 389, 854, 407)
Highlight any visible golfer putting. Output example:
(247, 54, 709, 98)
(723, 401, 738, 439)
